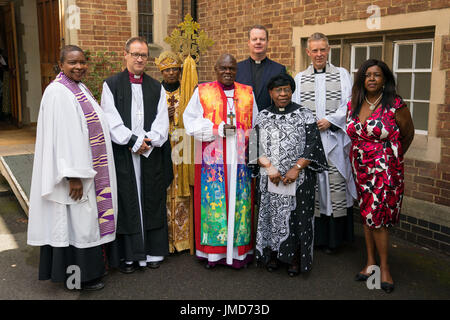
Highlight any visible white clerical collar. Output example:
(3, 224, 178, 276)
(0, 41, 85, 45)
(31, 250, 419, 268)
(134, 74, 141, 79)
(250, 57, 267, 64)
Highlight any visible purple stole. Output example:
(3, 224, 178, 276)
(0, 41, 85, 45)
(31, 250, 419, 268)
(54, 72, 115, 237)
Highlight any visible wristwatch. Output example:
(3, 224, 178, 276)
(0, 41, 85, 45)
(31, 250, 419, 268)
(295, 163, 302, 170)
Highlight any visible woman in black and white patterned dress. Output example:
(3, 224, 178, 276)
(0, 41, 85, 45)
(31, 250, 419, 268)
(251, 73, 327, 276)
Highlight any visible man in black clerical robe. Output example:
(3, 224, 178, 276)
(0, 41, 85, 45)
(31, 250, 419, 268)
(101, 37, 173, 272)
(236, 25, 286, 111)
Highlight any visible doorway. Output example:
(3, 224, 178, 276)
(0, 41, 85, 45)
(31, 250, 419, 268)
(0, 1, 22, 127)
(0, 0, 62, 129)
(36, 0, 63, 93)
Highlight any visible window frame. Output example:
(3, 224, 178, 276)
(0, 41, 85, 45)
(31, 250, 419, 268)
(328, 44, 342, 67)
(393, 39, 434, 135)
(350, 42, 383, 76)
(138, 0, 154, 44)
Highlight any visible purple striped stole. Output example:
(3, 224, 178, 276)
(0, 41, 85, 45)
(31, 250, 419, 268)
(54, 72, 115, 237)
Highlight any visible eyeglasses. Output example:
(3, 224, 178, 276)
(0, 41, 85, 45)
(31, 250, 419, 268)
(128, 52, 149, 60)
(272, 87, 292, 94)
(364, 73, 383, 79)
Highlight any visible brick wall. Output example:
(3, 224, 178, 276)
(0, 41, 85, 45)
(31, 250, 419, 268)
(77, 0, 131, 66)
(195, 0, 449, 81)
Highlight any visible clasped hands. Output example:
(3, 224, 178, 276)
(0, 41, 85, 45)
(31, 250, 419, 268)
(266, 165, 301, 186)
(129, 138, 152, 155)
(223, 124, 236, 136)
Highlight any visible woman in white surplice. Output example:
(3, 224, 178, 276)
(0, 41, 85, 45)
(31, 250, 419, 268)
(27, 46, 117, 291)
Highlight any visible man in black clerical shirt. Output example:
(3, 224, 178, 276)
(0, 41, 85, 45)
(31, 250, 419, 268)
(235, 25, 287, 111)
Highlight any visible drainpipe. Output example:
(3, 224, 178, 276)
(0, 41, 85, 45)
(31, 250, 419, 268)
(191, 0, 197, 21)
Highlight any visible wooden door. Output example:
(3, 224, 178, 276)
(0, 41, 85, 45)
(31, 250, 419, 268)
(36, 0, 62, 92)
(3, 2, 22, 127)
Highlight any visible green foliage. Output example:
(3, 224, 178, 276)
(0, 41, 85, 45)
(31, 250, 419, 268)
(83, 50, 123, 101)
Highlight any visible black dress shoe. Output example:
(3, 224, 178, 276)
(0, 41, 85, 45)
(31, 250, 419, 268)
(204, 262, 215, 269)
(119, 261, 136, 274)
(147, 261, 161, 269)
(266, 259, 279, 272)
(81, 279, 105, 291)
(287, 264, 299, 277)
(355, 272, 371, 281)
(266, 251, 279, 272)
(381, 282, 395, 293)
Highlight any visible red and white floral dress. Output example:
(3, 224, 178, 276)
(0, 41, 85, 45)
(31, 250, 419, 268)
(346, 97, 405, 228)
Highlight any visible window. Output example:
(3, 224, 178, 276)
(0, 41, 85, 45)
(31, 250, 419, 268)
(321, 29, 434, 134)
(138, 0, 153, 44)
(350, 43, 382, 79)
(329, 45, 341, 67)
(394, 40, 433, 134)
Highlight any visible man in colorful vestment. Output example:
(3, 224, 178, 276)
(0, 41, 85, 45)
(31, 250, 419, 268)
(155, 51, 192, 253)
(183, 54, 258, 269)
(292, 33, 357, 254)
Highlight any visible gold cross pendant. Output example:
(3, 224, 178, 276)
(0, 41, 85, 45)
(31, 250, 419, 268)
(227, 112, 235, 126)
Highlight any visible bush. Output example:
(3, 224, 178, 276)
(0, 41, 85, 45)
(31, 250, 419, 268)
(83, 50, 123, 101)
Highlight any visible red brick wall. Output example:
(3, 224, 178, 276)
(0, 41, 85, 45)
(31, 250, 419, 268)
(77, 0, 131, 68)
(195, 0, 449, 82)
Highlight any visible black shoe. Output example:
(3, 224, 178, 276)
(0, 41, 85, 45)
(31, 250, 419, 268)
(287, 264, 299, 277)
(119, 261, 136, 274)
(204, 262, 215, 269)
(381, 282, 395, 293)
(355, 272, 371, 281)
(81, 279, 105, 291)
(266, 259, 279, 272)
(147, 261, 161, 269)
(266, 251, 279, 272)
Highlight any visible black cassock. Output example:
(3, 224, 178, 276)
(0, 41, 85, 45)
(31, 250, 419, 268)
(104, 70, 173, 265)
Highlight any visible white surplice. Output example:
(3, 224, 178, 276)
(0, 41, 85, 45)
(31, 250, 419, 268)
(100, 81, 168, 264)
(292, 67, 357, 217)
(27, 81, 118, 249)
(183, 87, 258, 264)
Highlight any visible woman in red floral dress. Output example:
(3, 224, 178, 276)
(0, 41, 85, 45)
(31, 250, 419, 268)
(346, 59, 414, 293)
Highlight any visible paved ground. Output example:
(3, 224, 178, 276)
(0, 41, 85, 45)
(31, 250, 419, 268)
(0, 180, 449, 307)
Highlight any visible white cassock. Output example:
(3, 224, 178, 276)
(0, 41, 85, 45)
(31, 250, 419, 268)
(293, 67, 357, 217)
(27, 82, 118, 248)
(101, 81, 169, 265)
(183, 87, 258, 264)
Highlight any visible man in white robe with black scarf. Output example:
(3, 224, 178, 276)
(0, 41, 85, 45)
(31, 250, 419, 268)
(101, 37, 172, 273)
(293, 33, 357, 254)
